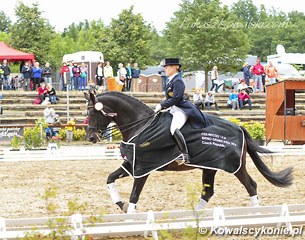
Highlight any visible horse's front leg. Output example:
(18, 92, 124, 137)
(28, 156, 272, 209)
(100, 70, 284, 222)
(107, 167, 129, 211)
(126, 175, 149, 213)
(195, 169, 217, 210)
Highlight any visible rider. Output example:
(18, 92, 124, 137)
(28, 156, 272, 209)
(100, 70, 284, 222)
(154, 58, 208, 164)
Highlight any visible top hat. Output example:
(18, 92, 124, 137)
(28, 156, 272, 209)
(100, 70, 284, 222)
(163, 58, 181, 67)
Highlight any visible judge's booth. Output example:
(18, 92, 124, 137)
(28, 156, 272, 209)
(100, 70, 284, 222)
(265, 79, 305, 145)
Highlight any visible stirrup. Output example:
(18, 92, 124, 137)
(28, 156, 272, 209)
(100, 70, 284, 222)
(176, 154, 190, 165)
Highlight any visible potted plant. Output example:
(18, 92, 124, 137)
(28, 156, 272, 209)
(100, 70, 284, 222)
(10, 135, 22, 150)
(23, 118, 48, 150)
(242, 121, 266, 145)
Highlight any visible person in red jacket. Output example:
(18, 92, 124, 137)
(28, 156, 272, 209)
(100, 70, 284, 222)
(251, 58, 265, 93)
(37, 82, 48, 104)
(238, 88, 252, 110)
(60, 62, 70, 91)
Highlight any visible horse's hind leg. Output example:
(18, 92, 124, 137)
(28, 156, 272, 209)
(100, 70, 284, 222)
(107, 167, 129, 211)
(234, 163, 259, 207)
(195, 169, 217, 210)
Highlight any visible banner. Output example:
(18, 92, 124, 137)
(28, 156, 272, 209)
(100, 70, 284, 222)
(0, 126, 24, 141)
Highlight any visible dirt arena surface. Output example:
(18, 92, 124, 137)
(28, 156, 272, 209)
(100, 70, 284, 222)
(0, 153, 304, 239)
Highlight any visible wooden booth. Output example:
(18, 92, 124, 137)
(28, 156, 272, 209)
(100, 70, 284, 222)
(265, 79, 305, 145)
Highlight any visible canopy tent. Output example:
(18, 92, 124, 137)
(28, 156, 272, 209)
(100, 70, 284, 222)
(0, 41, 35, 62)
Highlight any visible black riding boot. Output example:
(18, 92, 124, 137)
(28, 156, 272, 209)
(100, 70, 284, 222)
(173, 129, 190, 164)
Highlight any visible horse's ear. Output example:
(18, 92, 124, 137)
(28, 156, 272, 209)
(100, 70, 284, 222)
(84, 92, 90, 101)
(89, 91, 97, 104)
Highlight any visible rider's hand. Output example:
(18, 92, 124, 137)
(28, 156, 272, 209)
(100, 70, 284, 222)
(154, 104, 162, 113)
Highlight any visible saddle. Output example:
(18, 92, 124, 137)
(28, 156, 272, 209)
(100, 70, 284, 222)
(120, 112, 244, 178)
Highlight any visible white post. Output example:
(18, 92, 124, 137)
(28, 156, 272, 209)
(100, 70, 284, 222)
(67, 84, 70, 122)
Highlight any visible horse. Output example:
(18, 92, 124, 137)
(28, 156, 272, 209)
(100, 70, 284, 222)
(85, 91, 293, 213)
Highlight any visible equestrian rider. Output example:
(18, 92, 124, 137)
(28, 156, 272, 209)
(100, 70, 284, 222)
(154, 58, 208, 164)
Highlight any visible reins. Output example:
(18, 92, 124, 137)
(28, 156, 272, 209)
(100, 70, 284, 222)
(94, 110, 157, 141)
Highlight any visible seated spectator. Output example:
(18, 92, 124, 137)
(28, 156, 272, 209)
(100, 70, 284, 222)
(227, 89, 239, 110)
(43, 102, 56, 139)
(46, 83, 57, 104)
(37, 82, 48, 104)
(193, 89, 204, 109)
(238, 88, 252, 110)
(237, 79, 253, 94)
(204, 91, 219, 110)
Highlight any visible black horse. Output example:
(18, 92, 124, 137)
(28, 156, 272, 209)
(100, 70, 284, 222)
(85, 91, 293, 213)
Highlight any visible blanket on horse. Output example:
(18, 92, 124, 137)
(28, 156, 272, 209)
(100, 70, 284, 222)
(120, 112, 244, 178)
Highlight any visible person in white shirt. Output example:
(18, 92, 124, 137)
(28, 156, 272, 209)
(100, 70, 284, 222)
(204, 91, 219, 110)
(43, 102, 56, 139)
(193, 89, 204, 109)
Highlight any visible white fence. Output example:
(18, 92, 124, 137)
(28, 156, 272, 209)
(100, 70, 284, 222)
(1, 144, 305, 163)
(1, 204, 305, 239)
(0, 145, 121, 162)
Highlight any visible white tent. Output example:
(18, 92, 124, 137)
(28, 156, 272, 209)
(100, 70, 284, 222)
(267, 45, 305, 65)
(62, 51, 104, 82)
(62, 51, 104, 63)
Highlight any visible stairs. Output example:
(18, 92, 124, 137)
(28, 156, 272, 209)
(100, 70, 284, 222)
(1, 90, 304, 125)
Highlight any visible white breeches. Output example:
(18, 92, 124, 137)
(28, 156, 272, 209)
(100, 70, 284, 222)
(169, 106, 188, 135)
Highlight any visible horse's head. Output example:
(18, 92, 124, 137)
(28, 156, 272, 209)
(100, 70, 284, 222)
(84, 91, 115, 143)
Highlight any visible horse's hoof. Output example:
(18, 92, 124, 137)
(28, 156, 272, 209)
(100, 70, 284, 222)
(122, 202, 129, 213)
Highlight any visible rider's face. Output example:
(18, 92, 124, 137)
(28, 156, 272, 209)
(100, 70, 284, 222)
(165, 65, 179, 77)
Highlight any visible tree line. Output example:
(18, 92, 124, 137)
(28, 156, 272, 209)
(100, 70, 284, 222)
(1, 0, 305, 89)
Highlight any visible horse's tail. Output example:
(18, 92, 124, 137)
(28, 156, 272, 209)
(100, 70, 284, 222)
(241, 126, 293, 187)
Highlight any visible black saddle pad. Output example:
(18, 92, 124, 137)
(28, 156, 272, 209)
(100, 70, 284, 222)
(120, 112, 244, 178)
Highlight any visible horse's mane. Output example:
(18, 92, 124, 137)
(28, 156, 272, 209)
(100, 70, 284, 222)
(96, 91, 153, 113)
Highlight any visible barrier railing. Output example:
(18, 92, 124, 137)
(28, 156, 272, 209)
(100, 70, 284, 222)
(1, 204, 305, 239)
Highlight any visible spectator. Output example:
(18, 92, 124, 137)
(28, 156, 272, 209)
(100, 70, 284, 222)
(242, 62, 251, 86)
(46, 83, 57, 104)
(96, 85, 104, 95)
(204, 91, 219, 110)
(103, 61, 114, 91)
(132, 62, 141, 92)
(79, 62, 88, 91)
(117, 63, 127, 91)
(22, 61, 31, 91)
(72, 62, 80, 91)
(193, 88, 204, 110)
(65, 117, 75, 142)
(43, 102, 56, 139)
(237, 79, 252, 94)
(251, 58, 265, 93)
(265, 61, 278, 85)
(210, 66, 219, 92)
(87, 79, 96, 93)
(32, 62, 43, 91)
(158, 60, 168, 92)
(1, 60, 11, 90)
(238, 88, 252, 110)
(37, 82, 48, 104)
(42, 62, 52, 85)
(227, 89, 239, 110)
(125, 62, 132, 91)
(95, 62, 105, 88)
(60, 62, 70, 91)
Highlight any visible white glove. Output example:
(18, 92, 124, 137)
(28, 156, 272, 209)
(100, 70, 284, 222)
(154, 104, 162, 113)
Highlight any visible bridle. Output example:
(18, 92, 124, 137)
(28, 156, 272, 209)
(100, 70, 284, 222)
(87, 102, 157, 141)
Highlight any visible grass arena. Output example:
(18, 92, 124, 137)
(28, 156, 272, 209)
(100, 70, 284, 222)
(0, 146, 304, 239)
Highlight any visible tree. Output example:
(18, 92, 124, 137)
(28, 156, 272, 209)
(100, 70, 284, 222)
(9, 1, 55, 63)
(230, 0, 259, 27)
(107, 6, 154, 69)
(0, 11, 11, 33)
(164, 0, 250, 91)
